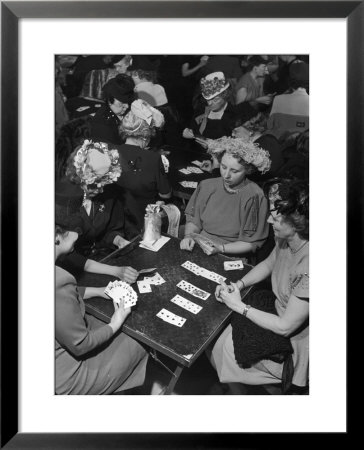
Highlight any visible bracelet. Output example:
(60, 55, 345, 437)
(222, 244, 226, 253)
(239, 279, 246, 290)
(242, 304, 251, 317)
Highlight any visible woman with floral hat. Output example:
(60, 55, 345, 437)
(116, 99, 172, 231)
(180, 136, 271, 257)
(182, 71, 255, 148)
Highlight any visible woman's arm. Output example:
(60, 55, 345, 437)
(83, 259, 139, 284)
(181, 58, 207, 77)
(83, 286, 108, 300)
(220, 283, 309, 337)
(235, 87, 248, 104)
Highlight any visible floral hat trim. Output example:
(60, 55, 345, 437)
(200, 72, 230, 100)
(73, 140, 122, 193)
(130, 99, 165, 129)
(207, 136, 272, 174)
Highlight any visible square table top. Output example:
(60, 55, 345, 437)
(78, 235, 253, 367)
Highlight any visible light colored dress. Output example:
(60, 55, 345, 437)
(211, 238, 309, 387)
(55, 266, 148, 394)
(185, 177, 269, 251)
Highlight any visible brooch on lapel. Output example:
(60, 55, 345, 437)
(98, 204, 105, 213)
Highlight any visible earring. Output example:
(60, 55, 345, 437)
(55, 239, 60, 245)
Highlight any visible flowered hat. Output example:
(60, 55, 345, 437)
(200, 72, 230, 100)
(69, 140, 122, 196)
(121, 99, 165, 134)
(207, 136, 272, 174)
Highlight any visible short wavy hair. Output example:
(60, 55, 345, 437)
(264, 178, 309, 240)
(118, 111, 155, 140)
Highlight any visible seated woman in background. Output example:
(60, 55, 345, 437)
(116, 99, 172, 232)
(180, 137, 271, 257)
(211, 178, 309, 392)
(55, 190, 148, 395)
(183, 72, 255, 152)
(235, 56, 275, 110)
(57, 141, 139, 283)
(128, 56, 168, 107)
(183, 72, 254, 146)
(90, 74, 135, 145)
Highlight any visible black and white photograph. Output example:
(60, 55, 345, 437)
(2, 1, 355, 444)
(54, 53, 310, 396)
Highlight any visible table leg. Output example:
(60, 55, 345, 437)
(149, 349, 184, 395)
(162, 364, 184, 395)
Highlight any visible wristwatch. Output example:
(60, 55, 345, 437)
(242, 304, 251, 317)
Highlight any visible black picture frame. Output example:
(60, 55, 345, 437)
(1, 1, 360, 448)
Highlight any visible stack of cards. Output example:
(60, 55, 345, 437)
(179, 181, 198, 189)
(156, 308, 186, 327)
(104, 281, 138, 307)
(179, 168, 192, 175)
(177, 280, 210, 300)
(181, 261, 226, 284)
(191, 160, 203, 167)
(186, 166, 203, 174)
(139, 236, 170, 252)
(223, 260, 244, 271)
(170, 294, 202, 314)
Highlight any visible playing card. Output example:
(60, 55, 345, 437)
(179, 168, 192, 175)
(181, 261, 201, 275)
(156, 308, 186, 327)
(104, 280, 138, 307)
(177, 280, 210, 300)
(139, 236, 170, 252)
(186, 166, 204, 174)
(223, 260, 244, 271)
(137, 280, 152, 293)
(144, 272, 165, 285)
(191, 160, 203, 167)
(76, 106, 90, 112)
(198, 268, 226, 284)
(170, 294, 202, 314)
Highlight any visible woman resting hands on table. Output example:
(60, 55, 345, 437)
(180, 136, 271, 257)
(56, 142, 139, 284)
(55, 190, 148, 395)
(211, 178, 309, 389)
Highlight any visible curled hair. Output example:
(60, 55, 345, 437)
(118, 111, 155, 140)
(132, 69, 157, 83)
(215, 151, 256, 175)
(264, 178, 309, 240)
(289, 78, 309, 92)
(55, 224, 68, 237)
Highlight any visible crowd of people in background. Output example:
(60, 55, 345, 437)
(55, 54, 309, 395)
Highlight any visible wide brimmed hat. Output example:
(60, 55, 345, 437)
(200, 71, 230, 100)
(103, 74, 135, 103)
(128, 55, 160, 72)
(289, 61, 309, 82)
(71, 140, 122, 194)
(55, 179, 84, 233)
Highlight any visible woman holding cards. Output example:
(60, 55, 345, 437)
(55, 186, 148, 395)
(211, 178, 309, 391)
(57, 141, 139, 283)
(180, 136, 271, 257)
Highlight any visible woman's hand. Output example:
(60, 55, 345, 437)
(113, 235, 130, 249)
(109, 300, 131, 333)
(232, 126, 253, 140)
(256, 95, 274, 105)
(219, 282, 244, 312)
(180, 236, 195, 251)
(195, 137, 212, 149)
(199, 240, 223, 256)
(113, 266, 139, 284)
(183, 128, 195, 139)
(215, 281, 234, 302)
